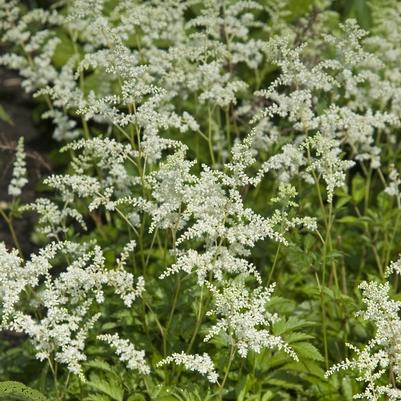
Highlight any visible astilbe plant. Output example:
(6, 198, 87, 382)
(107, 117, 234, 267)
(1, 0, 401, 401)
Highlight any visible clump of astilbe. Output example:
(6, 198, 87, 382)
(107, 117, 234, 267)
(153, 144, 311, 379)
(8, 137, 28, 198)
(154, 143, 316, 285)
(326, 260, 401, 400)
(0, 240, 145, 380)
(0, 1, 63, 93)
(147, 124, 318, 343)
(157, 352, 218, 383)
(253, 20, 398, 174)
(22, 136, 141, 238)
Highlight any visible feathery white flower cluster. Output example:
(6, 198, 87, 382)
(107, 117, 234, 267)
(385, 166, 401, 208)
(387, 257, 401, 277)
(8, 137, 28, 197)
(97, 333, 149, 375)
(327, 263, 401, 400)
(205, 281, 297, 360)
(22, 198, 87, 237)
(305, 134, 355, 204)
(150, 144, 306, 368)
(157, 352, 218, 383)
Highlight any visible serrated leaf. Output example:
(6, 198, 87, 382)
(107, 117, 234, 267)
(291, 342, 324, 362)
(0, 382, 48, 401)
(284, 359, 325, 378)
(273, 317, 315, 336)
(87, 373, 124, 401)
(285, 332, 315, 344)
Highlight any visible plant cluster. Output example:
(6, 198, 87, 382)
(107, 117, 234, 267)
(1, 0, 401, 400)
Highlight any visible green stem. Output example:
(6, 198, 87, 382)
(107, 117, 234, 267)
(163, 276, 181, 356)
(267, 241, 282, 286)
(208, 105, 216, 165)
(186, 286, 206, 354)
(219, 342, 236, 401)
(0, 208, 23, 258)
(48, 358, 61, 401)
(315, 274, 329, 369)
(307, 147, 332, 369)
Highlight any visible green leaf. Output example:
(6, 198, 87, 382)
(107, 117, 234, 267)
(0, 382, 48, 401)
(284, 360, 325, 378)
(341, 376, 354, 401)
(335, 192, 351, 209)
(85, 359, 120, 378)
(87, 373, 124, 401)
(52, 32, 77, 67)
(0, 105, 13, 125)
(291, 342, 324, 362)
(127, 395, 146, 401)
(351, 174, 365, 204)
(337, 216, 359, 224)
(285, 332, 314, 344)
(273, 317, 314, 336)
(345, 0, 372, 29)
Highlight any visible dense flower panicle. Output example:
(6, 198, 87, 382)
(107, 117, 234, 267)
(97, 333, 150, 375)
(157, 352, 218, 383)
(8, 137, 28, 197)
(305, 133, 355, 204)
(205, 281, 297, 360)
(326, 267, 401, 400)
